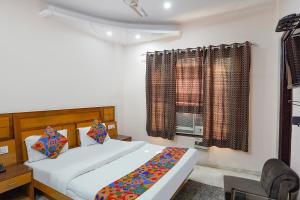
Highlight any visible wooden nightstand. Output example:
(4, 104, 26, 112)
(111, 135, 132, 141)
(0, 164, 34, 200)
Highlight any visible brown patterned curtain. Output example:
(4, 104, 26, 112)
(285, 35, 300, 88)
(176, 48, 204, 114)
(146, 42, 251, 151)
(202, 42, 251, 152)
(146, 51, 177, 140)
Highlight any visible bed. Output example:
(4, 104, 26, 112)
(13, 107, 199, 200)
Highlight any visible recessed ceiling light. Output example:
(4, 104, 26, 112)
(135, 34, 141, 40)
(106, 31, 112, 37)
(164, 2, 172, 10)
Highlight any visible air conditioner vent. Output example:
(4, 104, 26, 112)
(176, 112, 206, 150)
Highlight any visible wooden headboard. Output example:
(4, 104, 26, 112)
(0, 114, 17, 166)
(13, 106, 116, 163)
(0, 114, 13, 141)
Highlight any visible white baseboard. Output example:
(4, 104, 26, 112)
(197, 163, 261, 177)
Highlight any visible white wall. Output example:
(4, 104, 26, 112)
(278, 0, 300, 17)
(122, 3, 279, 172)
(277, 1, 300, 199)
(0, 0, 125, 126)
(0, 0, 283, 174)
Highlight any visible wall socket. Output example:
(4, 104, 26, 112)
(0, 146, 8, 155)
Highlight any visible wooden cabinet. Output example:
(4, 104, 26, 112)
(0, 173, 31, 193)
(0, 165, 33, 200)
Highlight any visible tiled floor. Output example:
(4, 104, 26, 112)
(189, 165, 260, 188)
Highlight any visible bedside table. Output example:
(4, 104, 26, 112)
(111, 135, 132, 141)
(0, 164, 34, 200)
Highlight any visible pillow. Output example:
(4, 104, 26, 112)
(25, 135, 47, 163)
(31, 127, 68, 159)
(87, 122, 107, 144)
(25, 129, 68, 163)
(78, 122, 110, 146)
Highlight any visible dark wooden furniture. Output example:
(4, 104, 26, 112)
(277, 14, 300, 166)
(111, 135, 132, 141)
(278, 31, 293, 166)
(0, 164, 34, 200)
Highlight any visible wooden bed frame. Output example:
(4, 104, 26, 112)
(13, 106, 116, 200)
(11, 106, 191, 200)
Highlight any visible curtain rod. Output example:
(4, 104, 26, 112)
(140, 42, 256, 56)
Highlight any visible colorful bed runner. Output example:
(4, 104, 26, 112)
(94, 147, 188, 200)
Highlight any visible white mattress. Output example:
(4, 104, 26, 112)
(25, 139, 199, 200)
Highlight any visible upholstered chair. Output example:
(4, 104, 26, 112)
(224, 159, 299, 200)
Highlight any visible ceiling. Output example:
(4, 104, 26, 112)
(44, 0, 274, 25)
(41, 0, 274, 45)
(41, 5, 181, 45)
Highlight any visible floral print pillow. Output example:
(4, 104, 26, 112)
(87, 120, 108, 144)
(31, 126, 68, 159)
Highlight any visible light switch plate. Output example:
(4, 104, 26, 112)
(0, 146, 8, 155)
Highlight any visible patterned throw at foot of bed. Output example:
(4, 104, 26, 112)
(94, 147, 188, 200)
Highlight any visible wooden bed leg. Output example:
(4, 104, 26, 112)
(34, 180, 72, 200)
(26, 181, 34, 200)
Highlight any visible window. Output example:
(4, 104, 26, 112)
(176, 56, 202, 114)
(175, 54, 203, 139)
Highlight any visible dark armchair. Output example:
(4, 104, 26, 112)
(224, 159, 299, 200)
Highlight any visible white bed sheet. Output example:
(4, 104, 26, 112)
(26, 140, 199, 200)
(25, 140, 145, 194)
(68, 143, 199, 200)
